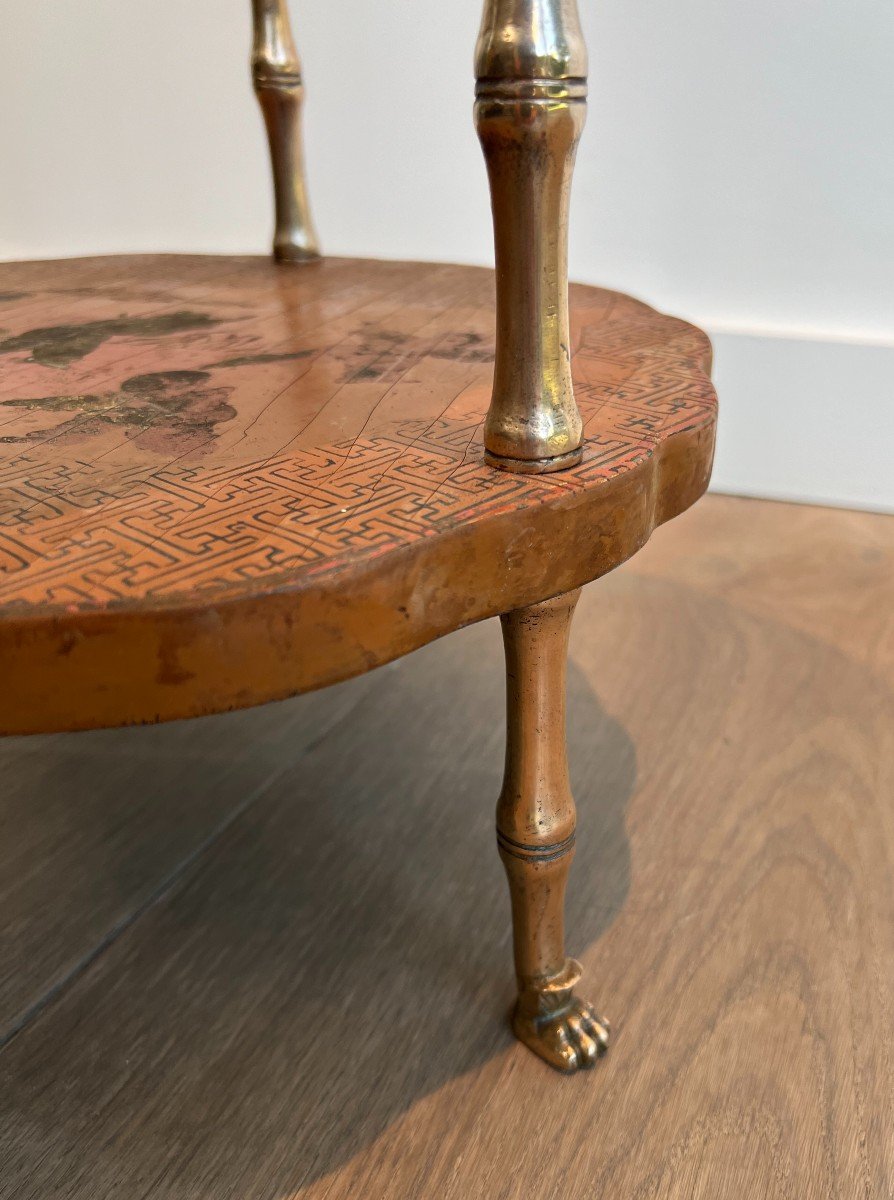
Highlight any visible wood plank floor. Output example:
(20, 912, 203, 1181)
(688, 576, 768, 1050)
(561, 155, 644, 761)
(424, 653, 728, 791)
(1, 494, 892, 1199)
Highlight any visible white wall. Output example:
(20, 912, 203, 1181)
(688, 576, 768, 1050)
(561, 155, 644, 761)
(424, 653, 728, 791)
(2, 1, 892, 510)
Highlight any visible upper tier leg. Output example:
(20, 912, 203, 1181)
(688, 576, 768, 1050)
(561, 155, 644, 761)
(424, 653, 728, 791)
(251, 0, 319, 262)
(498, 588, 610, 1071)
(475, 1, 588, 473)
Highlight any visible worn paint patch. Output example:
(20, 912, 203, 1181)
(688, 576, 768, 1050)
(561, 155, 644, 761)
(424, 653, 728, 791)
(0, 311, 221, 367)
(209, 349, 315, 369)
(324, 330, 408, 385)
(0, 370, 236, 453)
(430, 332, 494, 364)
(330, 329, 494, 385)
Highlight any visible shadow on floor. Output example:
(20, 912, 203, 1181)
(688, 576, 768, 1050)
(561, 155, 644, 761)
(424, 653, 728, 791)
(1, 621, 634, 1197)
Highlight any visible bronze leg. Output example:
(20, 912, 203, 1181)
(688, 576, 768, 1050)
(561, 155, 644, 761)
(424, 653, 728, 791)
(251, 0, 319, 263)
(497, 588, 609, 1071)
(475, 1, 588, 473)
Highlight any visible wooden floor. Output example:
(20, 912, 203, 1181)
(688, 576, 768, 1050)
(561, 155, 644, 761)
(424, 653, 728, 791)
(1, 494, 892, 1199)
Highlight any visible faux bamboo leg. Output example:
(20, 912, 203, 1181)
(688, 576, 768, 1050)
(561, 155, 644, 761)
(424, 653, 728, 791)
(251, 0, 319, 262)
(497, 589, 609, 1071)
(475, 1, 588, 473)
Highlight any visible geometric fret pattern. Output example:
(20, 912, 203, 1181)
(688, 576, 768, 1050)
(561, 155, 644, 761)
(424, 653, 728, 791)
(0, 256, 717, 614)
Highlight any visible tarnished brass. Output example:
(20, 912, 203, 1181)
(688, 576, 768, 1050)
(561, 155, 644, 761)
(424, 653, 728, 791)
(251, 0, 319, 262)
(498, 589, 610, 1070)
(475, 0, 588, 472)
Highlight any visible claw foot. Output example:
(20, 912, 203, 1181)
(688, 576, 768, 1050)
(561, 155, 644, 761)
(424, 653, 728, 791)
(512, 958, 610, 1072)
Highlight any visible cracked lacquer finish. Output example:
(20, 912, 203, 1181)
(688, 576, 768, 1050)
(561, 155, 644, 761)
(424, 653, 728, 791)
(0, 255, 716, 735)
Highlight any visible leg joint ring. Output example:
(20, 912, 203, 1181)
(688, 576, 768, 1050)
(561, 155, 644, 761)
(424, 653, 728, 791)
(496, 829, 576, 863)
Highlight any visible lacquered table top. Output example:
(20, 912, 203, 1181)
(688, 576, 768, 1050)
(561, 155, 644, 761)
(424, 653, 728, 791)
(0, 255, 716, 732)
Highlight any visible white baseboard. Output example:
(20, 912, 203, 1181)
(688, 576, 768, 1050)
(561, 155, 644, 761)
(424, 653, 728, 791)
(704, 327, 894, 514)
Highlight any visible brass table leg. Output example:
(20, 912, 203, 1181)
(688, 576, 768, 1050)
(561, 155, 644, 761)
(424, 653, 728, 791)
(475, 1, 588, 472)
(251, 0, 320, 263)
(497, 589, 610, 1071)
